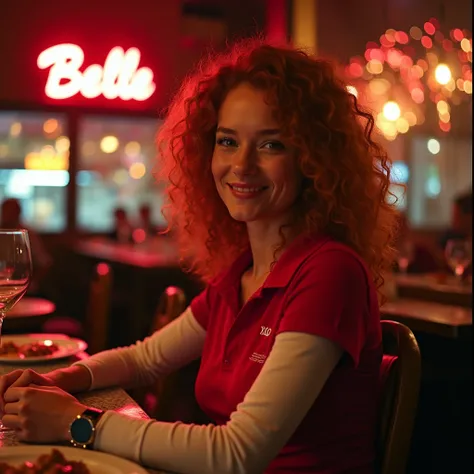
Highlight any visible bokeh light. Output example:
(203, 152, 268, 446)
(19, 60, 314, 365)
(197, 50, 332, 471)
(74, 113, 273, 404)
(343, 19, 472, 139)
(100, 135, 119, 154)
(427, 138, 440, 154)
(129, 162, 146, 179)
(383, 101, 401, 121)
(434, 63, 452, 84)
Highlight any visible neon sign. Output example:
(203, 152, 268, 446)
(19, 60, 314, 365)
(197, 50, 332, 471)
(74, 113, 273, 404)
(37, 43, 156, 101)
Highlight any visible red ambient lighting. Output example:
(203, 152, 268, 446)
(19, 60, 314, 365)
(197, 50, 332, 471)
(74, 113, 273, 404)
(37, 43, 156, 101)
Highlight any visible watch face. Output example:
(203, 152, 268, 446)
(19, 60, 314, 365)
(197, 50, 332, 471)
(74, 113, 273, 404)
(71, 417, 94, 444)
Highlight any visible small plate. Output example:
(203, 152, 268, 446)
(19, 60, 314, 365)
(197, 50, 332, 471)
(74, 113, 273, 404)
(0, 334, 87, 364)
(0, 445, 148, 474)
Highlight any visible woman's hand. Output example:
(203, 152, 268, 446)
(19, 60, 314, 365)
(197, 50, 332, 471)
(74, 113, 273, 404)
(0, 369, 54, 415)
(2, 384, 86, 443)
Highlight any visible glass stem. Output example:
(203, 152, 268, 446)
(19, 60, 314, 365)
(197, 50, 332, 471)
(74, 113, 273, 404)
(0, 312, 4, 345)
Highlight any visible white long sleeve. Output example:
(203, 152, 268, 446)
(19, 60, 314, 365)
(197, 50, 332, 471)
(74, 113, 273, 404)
(91, 330, 343, 474)
(73, 307, 205, 390)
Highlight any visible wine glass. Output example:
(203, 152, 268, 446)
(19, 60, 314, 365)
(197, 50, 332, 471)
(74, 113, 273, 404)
(397, 240, 414, 274)
(445, 239, 472, 282)
(0, 230, 32, 431)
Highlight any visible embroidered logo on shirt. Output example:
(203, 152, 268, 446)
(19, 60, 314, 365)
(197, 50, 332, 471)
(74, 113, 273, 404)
(249, 352, 267, 363)
(260, 326, 272, 337)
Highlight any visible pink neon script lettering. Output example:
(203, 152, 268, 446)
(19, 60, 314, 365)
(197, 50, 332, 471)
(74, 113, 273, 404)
(37, 43, 156, 101)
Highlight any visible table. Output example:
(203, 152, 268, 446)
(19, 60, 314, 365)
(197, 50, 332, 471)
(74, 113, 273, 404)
(8, 297, 56, 319)
(381, 297, 472, 339)
(394, 273, 472, 308)
(0, 356, 170, 473)
(74, 238, 179, 269)
(3, 297, 56, 333)
(72, 238, 201, 347)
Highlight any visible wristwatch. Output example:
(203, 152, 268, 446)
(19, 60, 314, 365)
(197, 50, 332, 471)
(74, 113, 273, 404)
(69, 407, 105, 449)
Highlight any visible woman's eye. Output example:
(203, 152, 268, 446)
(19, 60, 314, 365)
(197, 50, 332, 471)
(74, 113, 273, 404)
(216, 137, 237, 147)
(262, 141, 285, 151)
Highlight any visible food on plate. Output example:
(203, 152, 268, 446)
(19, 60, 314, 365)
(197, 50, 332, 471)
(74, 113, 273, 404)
(0, 449, 90, 474)
(18, 342, 59, 358)
(0, 340, 59, 359)
(0, 341, 20, 358)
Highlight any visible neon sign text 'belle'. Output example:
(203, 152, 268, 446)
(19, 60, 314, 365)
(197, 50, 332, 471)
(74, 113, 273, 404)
(37, 43, 156, 101)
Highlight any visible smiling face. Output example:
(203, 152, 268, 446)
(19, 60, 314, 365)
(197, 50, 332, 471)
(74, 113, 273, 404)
(211, 83, 302, 225)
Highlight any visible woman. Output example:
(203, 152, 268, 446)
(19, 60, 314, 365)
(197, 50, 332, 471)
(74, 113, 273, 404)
(0, 40, 398, 473)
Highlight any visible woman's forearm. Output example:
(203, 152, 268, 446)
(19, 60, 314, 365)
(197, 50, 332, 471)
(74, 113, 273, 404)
(48, 364, 92, 394)
(73, 309, 206, 391)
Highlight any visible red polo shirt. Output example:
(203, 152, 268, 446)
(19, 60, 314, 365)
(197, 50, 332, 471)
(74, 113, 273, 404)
(191, 233, 382, 473)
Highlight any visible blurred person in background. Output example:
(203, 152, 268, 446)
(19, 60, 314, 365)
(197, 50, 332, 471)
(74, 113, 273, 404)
(0, 40, 399, 474)
(137, 203, 158, 238)
(107, 207, 133, 244)
(439, 191, 472, 249)
(438, 191, 472, 276)
(394, 212, 439, 274)
(0, 198, 52, 296)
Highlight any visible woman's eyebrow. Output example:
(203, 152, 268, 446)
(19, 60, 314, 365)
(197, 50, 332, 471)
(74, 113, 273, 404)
(216, 127, 281, 136)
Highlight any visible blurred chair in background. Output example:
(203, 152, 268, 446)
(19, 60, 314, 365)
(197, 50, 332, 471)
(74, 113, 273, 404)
(43, 262, 113, 354)
(377, 320, 421, 474)
(132, 286, 208, 424)
(132, 286, 186, 415)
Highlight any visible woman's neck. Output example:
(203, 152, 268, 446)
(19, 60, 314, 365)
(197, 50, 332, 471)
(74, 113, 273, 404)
(246, 218, 298, 279)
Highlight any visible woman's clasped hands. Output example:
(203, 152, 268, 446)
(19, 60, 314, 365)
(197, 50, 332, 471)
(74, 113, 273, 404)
(0, 369, 86, 443)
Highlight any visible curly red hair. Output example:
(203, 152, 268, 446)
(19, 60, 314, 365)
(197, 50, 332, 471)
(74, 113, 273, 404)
(157, 39, 399, 296)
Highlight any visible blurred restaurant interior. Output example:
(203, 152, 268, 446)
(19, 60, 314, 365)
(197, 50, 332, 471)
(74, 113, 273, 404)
(0, 0, 472, 472)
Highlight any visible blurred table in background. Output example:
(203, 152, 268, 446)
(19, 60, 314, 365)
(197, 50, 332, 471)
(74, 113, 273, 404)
(72, 237, 202, 348)
(74, 238, 180, 269)
(394, 273, 472, 308)
(3, 297, 56, 334)
(381, 298, 472, 339)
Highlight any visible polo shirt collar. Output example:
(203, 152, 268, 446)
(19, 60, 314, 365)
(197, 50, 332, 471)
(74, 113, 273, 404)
(211, 232, 330, 294)
(263, 233, 330, 288)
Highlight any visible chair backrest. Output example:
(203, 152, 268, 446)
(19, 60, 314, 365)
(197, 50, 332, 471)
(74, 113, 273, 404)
(376, 320, 421, 474)
(140, 286, 188, 419)
(85, 262, 113, 354)
(150, 286, 187, 334)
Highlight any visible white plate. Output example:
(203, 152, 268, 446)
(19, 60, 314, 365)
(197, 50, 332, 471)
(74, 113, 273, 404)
(0, 334, 87, 364)
(0, 445, 148, 474)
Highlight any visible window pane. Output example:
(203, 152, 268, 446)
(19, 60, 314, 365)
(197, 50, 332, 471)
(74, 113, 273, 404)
(0, 111, 68, 232)
(408, 135, 472, 228)
(77, 116, 164, 232)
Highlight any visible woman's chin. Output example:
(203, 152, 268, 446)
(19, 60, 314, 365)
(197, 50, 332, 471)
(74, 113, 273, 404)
(228, 209, 261, 223)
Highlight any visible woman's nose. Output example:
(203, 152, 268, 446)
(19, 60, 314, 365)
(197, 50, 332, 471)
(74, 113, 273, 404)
(232, 147, 257, 176)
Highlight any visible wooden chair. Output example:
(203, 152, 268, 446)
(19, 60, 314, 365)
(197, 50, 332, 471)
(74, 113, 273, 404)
(43, 262, 113, 354)
(377, 320, 421, 474)
(147, 286, 188, 417)
(84, 262, 113, 354)
(131, 286, 187, 414)
(150, 286, 187, 334)
(149, 286, 209, 423)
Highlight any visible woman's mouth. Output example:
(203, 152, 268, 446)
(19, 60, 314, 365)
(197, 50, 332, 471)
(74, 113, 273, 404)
(227, 183, 268, 199)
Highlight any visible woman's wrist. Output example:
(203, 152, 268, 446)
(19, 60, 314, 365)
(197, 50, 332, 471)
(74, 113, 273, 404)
(49, 365, 92, 394)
